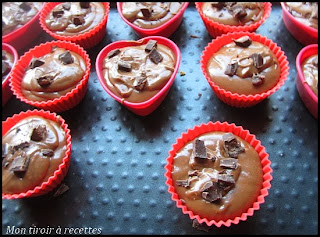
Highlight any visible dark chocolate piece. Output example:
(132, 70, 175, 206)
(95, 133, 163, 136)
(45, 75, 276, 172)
(42, 149, 54, 157)
(192, 219, 211, 232)
(220, 158, 238, 169)
(176, 179, 190, 188)
(37, 75, 54, 88)
(133, 75, 147, 91)
(72, 16, 85, 26)
(201, 182, 222, 202)
(10, 152, 30, 173)
(118, 60, 132, 72)
(149, 48, 163, 64)
(250, 53, 264, 69)
(13, 142, 30, 151)
(199, 180, 214, 192)
(59, 51, 74, 65)
(141, 8, 152, 18)
(31, 125, 47, 141)
(145, 40, 158, 52)
(19, 3, 31, 12)
(62, 3, 71, 10)
(224, 62, 238, 76)
(233, 36, 252, 48)
(223, 133, 245, 158)
(52, 10, 64, 18)
(28, 58, 45, 69)
(193, 139, 207, 159)
(211, 2, 225, 9)
(80, 2, 90, 9)
(107, 49, 121, 59)
(188, 170, 200, 177)
(218, 173, 235, 185)
(233, 6, 247, 20)
(252, 74, 265, 86)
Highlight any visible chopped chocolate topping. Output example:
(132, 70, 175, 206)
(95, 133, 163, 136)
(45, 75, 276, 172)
(37, 75, 54, 88)
(211, 2, 225, 9)
(220, 158, 238, 169)
(107, 49, 121, 59)
(52, 10, 64, 18)
(252, 74, 265, 86)
(133, 75, 147, 91)
(223, 133, 245, 158)
(188, 170, 200, 177)
(13, 142, 30, 151)
(218, 173, 235, 185)
(224, 62, 239, 76)
(250, 53, 264, 69)
(193, 139, 207, 159)
(72, 16, 85, 26)
(149, 48, 163, 64)
(62, 3, 71, 10)
(19, 3, 31, 12)
(28, 58, 45, 69)
(176, 179, 190, 188)
(141, 8, 152, 19)
(201, 182, 222, 203)
(80, 2, 90, 9)
(192, 219, 211, 232)
(145, 40, 158, 52)
(233, 36, 252, 48)
(9, 151, 30, 173)
(42, 149, 54, 157)
(118, 60, 132, 72)
(31, 125, 47, 141)
(59, 51, 74, 65)
(233, 6, 247, 20)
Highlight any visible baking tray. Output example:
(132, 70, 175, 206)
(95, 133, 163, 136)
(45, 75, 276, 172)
(2, 3, 318, 235)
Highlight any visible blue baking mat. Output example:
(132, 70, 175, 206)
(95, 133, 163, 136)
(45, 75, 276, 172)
(2, 3, 318, 235)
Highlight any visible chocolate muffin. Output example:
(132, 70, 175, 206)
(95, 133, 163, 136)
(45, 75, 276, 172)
(302, 54, 318, 96)
(285, 2, 318, 29)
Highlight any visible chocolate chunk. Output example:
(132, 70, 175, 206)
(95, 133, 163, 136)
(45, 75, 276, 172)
(37, 75, 54, 88)
(28, 58, 45, 69)
(176, 179, 190, 188)
(141, 8, 152, 18)
(149, 48, 163, 64)
(233, 36, 252, 48)
(218, 173, 235, 185)
(133, 75, 147, 91)
(10, 152, 30, 173)
(80, 2, 90, 9)
(117, 60, 132, 72)
(13, 142, 30, 151)
(62, 3, 71, 10)
(199, 180, 214, 192)
(107, 49, 121, 58)
(312, 56, 318, 67)
(192, 219, 211, 232)
(233, 6, 247, 20)
(145, 40, 158, 52)
(220, 158, 238, 169)
(52, 10, 64, 18)
(72, 16, 85, 26)
(59, 51, 74, 65)
(188, 170, 200, 177)
(211, 2, 225, 9)
(193, 139, 207, 159)
(42, 149, 54, 157)
(19, 3, 31, 12)
(223, 133, 245, 158)
(224, 62, 238, 76)
(31, 125, 47, 141)
(201, 182, 222, 202)
(252, 74, 265, 86)
(250, 53, 264, 69)
(2, 61, 11, 77)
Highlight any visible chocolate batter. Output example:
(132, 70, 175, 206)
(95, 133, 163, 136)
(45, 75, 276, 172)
(286, 2, 318, 29)
(302, 54, 318, 96)
(2, 116, 67, 194)
(121, 2, 184, 29)
(21, 47, 86, 102)
(172, 131, 263, 221)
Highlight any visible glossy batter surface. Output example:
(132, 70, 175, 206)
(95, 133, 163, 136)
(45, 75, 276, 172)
(302, 54, 318, 96)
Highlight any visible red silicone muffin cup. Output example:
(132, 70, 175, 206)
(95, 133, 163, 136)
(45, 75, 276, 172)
(39, 2, 110, 49)
(10, 40, 91, 112)
(2, 109, 72, 199)
(296, 44, 318, 119)
(280, 2, 318, 46)
(96, 36, 181, 116)
(117, 2, 189, 38)
(201, 31, 290, 107)
(164, 121, 273, 228)
(2, 3, 44, 51)
(195, 2, 272, 38)
(2, 43, 19, 107)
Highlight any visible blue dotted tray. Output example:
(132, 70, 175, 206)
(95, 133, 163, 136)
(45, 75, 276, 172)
(2, 4, 318, 235)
